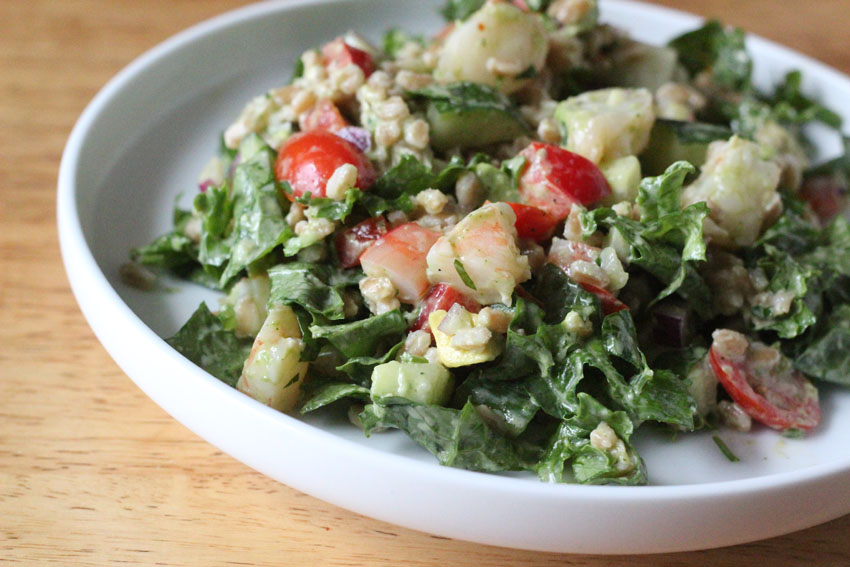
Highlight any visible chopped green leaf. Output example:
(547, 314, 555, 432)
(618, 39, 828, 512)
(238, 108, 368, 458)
(440, 0, 485, 22)
(361, 400, 542, 473)
(668, 20, 752, 91)
(382, 28, 424, 57)
(537, 394, 646, 485)
(166, 303, 253, 387)
(582, 163, 711, 314)
(268, 262, 358, 321)
(300, 382, 371, 414)
(795, 305, 850, 386)
(311, 309, 407, 359)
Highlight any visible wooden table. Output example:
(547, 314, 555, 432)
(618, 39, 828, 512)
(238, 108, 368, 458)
(3, 1, 849, 564)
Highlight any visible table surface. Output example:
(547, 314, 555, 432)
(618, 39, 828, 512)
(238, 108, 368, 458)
(3, 0, 850, 564)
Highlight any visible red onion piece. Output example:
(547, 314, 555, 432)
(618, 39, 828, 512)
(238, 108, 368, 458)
(651, 301, 690, 348)
(336, 126, 371, 153)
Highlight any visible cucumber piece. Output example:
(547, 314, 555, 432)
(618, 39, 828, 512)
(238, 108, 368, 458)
(370, 361, 454, 405)
(238, 132, 272, 162)
(410, 82, 528, 151)
(641, 119, 732, 175)
(601, 155, 641, 205)
(236, 305, 309, 413)
(607, 42, 679, 91)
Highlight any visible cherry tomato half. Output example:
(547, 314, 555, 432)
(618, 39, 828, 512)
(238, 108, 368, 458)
(321, 37, 375, 77)
(518, 142, 611, 221)
(505, 202, 559, 243)
(800, 174, 848, 223)
(335, 216, 388, 268)
(708, 331, 821, 431)
(275, 131, 376, 199)
(411, 284, 481, 332)
(580, 282, 629, 316)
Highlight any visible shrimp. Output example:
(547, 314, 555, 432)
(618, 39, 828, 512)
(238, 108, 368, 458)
(359, 222, 442, 304)
(426, 202, 530, 306)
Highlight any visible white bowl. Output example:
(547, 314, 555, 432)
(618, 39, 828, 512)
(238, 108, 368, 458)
(58, 0, 850, 553)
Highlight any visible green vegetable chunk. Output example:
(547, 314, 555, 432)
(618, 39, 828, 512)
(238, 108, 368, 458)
(166, 303, 253, 387)
(370, 361, 455, 405)
(409, 82, 528, 151)
(641, 119, 732, 176)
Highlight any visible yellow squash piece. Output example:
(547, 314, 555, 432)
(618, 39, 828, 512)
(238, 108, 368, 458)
(428, 309, 503, 368)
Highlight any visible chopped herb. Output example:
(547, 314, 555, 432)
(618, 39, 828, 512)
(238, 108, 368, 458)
(712, 435, 740, 462)
(782, 428, 805, 439)
(454, 258, 477, 290)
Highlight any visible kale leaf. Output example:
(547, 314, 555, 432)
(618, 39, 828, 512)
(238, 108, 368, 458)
(582, 162, 712, 315)
(668, 20, 752, 91)
(268, 262, 360, 321)
(166, 303, 253, 387)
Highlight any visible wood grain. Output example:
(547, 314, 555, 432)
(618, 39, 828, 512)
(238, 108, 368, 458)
(2, 1, 849, 565)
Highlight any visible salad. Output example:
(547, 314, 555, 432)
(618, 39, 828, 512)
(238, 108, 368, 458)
(127, 0, 850, 485)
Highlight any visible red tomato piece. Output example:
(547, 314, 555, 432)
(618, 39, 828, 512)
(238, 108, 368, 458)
(505, 202, 559, 243)
(708, 332, 821, 431)
(359, 223, 441, 304)
(518, 142, 611, 221)
(335, 216, 389, 269)
(275, 131, 376, 199)
(321, 37, 375, 77)
(800, 174, 847, 223)
(298, 99, 348, 133)
(580, 282, 629, 316)
(411, 284, 481, 332)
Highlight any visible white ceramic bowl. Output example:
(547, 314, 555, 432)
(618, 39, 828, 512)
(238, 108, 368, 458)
(58, 0, 850, 553)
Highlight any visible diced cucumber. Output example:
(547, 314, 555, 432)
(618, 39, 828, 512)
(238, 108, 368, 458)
(236, 305, 309, 413)
(370, 361, 454, 405)
(601, 155, 642, 204)
(410, 82, 528, 151)
(221, 273, 271, 338)
(687, 356, 718, 419)
(471, 163, 521, 203)
(238, 132, 272, 162)
(426, 104, 528, 150)
(607, 42, 679, 91)
(640, 119, 732, 175)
